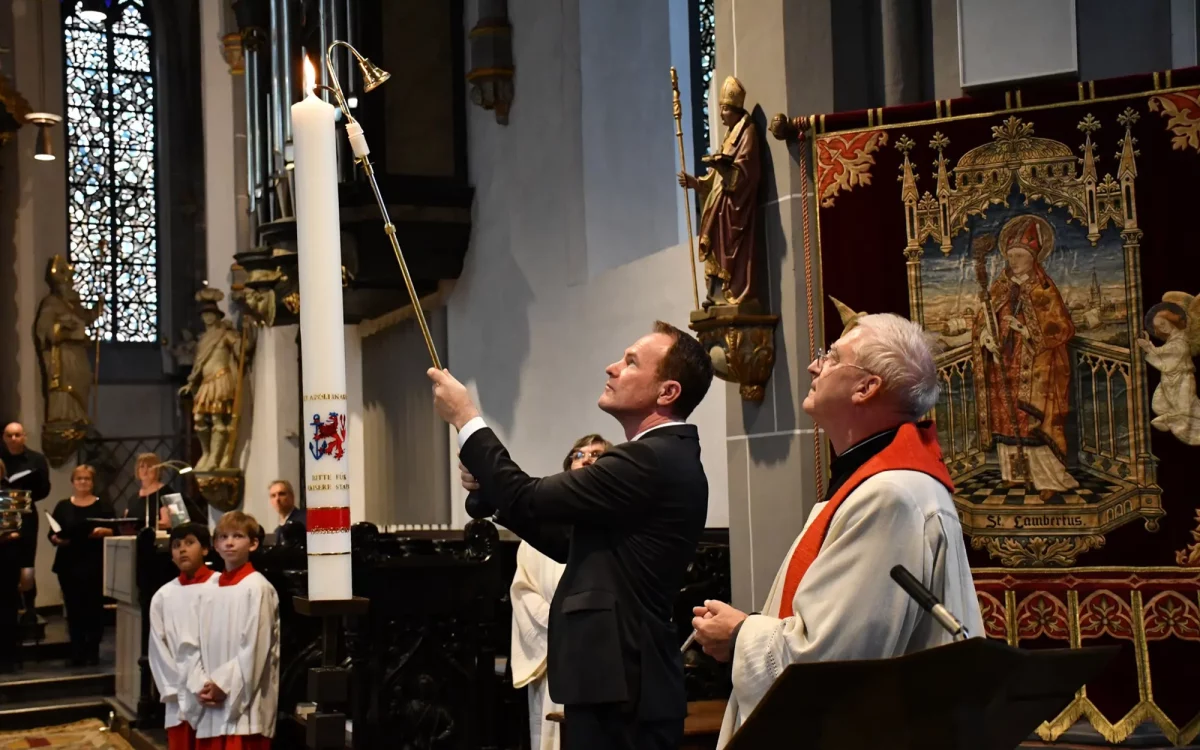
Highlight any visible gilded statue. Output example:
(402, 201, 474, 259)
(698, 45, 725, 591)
(34, 255, 102, 464)
(678, 75, 762, 309)
(179, 288, 244, 471)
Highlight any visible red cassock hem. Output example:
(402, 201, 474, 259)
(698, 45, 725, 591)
(195, 734, 271, 750)
(166, 722, 196, 750)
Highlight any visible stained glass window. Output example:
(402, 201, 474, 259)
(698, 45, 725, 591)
(63, 0, 158, 342)
(689, 0, 716, 171)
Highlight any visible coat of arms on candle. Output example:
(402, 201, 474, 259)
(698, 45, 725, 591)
(308, 411, 348, 460)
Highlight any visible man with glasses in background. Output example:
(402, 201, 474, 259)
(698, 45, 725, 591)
(689, 312, 984, 748)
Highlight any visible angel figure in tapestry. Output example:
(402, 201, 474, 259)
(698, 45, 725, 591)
(1137, 292, 1200, 445)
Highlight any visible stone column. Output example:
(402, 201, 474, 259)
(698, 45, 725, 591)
(930, 0, 962, 100)
(9, 0, 72, 607)
(201, 0, 240, 301)
(241, 324, 301, 526)
(714, 0, 834, 612)
(880, 0, 922, 106)
(344, 324, 365, 522)
(223, 0, 253, 255)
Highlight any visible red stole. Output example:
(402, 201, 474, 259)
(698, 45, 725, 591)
(776, 422, 954, 619)
(219, 562, 257, 587)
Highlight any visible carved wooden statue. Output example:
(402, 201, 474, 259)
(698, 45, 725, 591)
(179, 288, 244, 471)
(34, 255, 102, 464)
(678, 75, 762, 309)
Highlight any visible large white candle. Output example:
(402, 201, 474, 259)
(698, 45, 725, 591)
(292, 57, 352, 601)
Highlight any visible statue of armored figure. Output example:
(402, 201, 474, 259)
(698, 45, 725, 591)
(34, 255, 103, 465)
(179, 288, 245, 471)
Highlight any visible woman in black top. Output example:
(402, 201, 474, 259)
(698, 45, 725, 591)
(115, 452, 176, 533)
(48, 464, 115, 665)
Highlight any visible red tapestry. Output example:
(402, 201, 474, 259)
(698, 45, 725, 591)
(806, 67, 1200, 744)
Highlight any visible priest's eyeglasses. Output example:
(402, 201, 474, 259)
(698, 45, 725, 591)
(813, 348, 872, 375)
(571, 450, 605, 461)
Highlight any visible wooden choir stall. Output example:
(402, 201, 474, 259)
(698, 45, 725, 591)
(118, 522, 734, 749)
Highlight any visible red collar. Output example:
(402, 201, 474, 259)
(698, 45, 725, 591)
(218, 562, 257, 587)
(179, 566, 214, 586)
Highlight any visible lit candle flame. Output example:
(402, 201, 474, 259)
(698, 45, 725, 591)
(303, 56, 316, 97)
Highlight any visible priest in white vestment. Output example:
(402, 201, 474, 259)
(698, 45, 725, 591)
(149, 523, 219, 750)
(690, 312, 985, 748)
(507, 434, 611, 750)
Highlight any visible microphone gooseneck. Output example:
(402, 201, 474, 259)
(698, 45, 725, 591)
(889, 564, 969, 641)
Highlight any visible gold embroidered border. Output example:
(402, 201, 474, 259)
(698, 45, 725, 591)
(987, 585, 1200, 745)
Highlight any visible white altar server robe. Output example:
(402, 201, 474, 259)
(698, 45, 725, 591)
(510, 541, 566, 750)
(188, 568, 281, 740)
(149, 570, 218, 729)
(717, 470, 985, 748)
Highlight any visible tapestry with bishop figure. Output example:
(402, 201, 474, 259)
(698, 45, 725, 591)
(796, 67, 1200, 745)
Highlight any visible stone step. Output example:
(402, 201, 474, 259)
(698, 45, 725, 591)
(0, 696, 115, 732)
(0, 671, 115, 706)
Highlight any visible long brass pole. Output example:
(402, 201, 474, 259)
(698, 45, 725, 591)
(671, 67, 701, 310)
(322, 41, 442, 371)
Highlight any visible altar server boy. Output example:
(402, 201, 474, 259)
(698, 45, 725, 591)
(150, 523, 218, 750)
(189, 512, 280, 750)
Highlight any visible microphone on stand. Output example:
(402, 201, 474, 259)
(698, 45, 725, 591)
(890, 564, 970, 641)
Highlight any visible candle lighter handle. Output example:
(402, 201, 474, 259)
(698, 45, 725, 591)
(465, 490, 495, 520)
(345, 120, 370, 159)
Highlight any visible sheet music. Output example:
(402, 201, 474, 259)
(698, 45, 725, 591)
(45, 511, 62, 534)
(7, 469, 31, 482)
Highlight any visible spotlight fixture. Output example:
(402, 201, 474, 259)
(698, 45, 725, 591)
(26, 113, 61, 162)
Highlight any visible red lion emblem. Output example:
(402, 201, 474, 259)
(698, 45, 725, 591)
(308, 412, 347, 461)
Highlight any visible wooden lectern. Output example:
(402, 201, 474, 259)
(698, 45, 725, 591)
(103, 534, 142, 716)
(725, 638, 1118, 750)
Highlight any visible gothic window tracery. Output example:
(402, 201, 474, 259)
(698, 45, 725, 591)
(63, 0, 158, 342)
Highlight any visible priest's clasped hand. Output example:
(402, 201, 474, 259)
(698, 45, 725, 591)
(691, 599, 748, 663)
(427, 368, 481, 430)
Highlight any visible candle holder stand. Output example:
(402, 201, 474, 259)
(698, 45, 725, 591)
(293, 595, 370, 750)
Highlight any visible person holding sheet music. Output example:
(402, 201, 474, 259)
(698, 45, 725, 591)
(1, 423, 52, 502)
(48, 463, 115, 666)
(0, 423, 49, 672)
(0, 457, 40, 672)
(116, 452, 176, 533)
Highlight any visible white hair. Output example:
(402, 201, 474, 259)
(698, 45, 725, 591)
(850, 313, 941, 419)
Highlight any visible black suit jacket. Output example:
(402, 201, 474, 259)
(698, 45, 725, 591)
(460, 424, 707, 721)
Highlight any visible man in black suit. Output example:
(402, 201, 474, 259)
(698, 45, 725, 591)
(428, 321, 714, 750)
